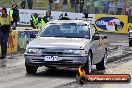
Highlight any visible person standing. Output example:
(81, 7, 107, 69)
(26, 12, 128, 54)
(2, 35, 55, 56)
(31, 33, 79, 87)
(55, 0, 60, 11)
(103, 0, 110, 14)
(80, 0, 84, 13)
(94, 0, 100, 14)
(49, 0, 53, 11)
(41, 10, 51, 28)
(87, 0, 92, 14)
(124, 5, 129, 15)
(74, 0, 79, 13)
(109, 1, 116, 15)
(31, 13, 39, 29)
(63, 0, 67, 12)
(27, 0, 33, 9)
(128, 7, 132, 23)
(0, 8, 13, 67)
(117, 0, 124, 15)
(20, 0, 26, 9)
(9, 3, 19, 27)
(70, 0, 74, 9)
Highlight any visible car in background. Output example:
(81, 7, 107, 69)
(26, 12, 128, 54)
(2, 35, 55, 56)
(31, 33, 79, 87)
(128, 25, 132, 46)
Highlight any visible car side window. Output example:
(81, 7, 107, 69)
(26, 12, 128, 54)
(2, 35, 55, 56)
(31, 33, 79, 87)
(89, 24, 99, 35)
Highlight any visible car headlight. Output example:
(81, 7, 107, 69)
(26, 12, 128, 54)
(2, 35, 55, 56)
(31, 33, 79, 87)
(26, 48, 41, 53)
(64, 49, 85, 54)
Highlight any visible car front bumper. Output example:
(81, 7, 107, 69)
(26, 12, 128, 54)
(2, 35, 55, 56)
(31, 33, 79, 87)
(24, 53, 87, 68)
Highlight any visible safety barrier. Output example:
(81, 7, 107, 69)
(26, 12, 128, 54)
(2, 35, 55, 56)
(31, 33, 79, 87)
(0, 29, 40, 55)
(17, 29, 40, 52)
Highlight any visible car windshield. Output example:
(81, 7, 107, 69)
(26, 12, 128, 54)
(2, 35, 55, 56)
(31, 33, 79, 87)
(39, 23, 90, 39)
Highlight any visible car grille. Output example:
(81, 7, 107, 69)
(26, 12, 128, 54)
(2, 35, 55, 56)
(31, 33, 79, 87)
(40, 48, 64, 55)
(42, 52, 63, 55)
(32, 59, 73, 63)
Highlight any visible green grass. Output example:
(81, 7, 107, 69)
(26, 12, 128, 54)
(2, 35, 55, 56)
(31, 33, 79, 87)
(0, 0, 131, 14)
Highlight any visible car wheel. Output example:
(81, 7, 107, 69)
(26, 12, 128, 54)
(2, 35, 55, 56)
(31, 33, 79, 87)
(129, 40, 132, 46)
(83, 53, 92, 74)
(96, 50, 107, 70)
(25, 62, 38, 74)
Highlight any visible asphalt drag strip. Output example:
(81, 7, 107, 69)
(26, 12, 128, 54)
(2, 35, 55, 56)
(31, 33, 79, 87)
(0, 39, 132, 88)
(55, 44, 132, 88)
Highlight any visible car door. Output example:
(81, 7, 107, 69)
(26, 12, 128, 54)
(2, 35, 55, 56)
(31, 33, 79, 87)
(90, 25, 104, 64)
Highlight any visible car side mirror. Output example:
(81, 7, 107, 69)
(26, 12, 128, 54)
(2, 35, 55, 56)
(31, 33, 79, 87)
(92, 35, 100, 41)
(30, 33, 36, 38)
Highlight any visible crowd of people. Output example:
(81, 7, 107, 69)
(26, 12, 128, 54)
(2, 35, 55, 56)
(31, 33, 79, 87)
(47, 0, 131, 15)
(31, 10, 52, 29)
(19, 0, 132, 16)
(48, 0, 84, 12)
(94, 0, 125, 15)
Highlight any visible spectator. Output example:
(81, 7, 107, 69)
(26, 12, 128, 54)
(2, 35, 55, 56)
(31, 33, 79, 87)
(0, 8, 13, 67)
(41, 10, 51, 28)
(55, 0, 60, 11)
(87, 0, 92, 14)
(128, 7, 132, 23)
(70, 0, 74, 9)
(124, 5, 129, 15)
(74, 0, 79, 13)
(20, 0, 26, 9)
(109, 1, 116, 15)
(117, 0, 124, 15)
(9, 3, 19, 27)
(94, 0, 100, 14)
(80, 0, 84, 13)
(103, 0, 110, 14)
(99, 0, 104, 14)
(27, 0, 33, 9)
(63, 0, 67, 12)
(49, 0, 53, 11)
(31, 13, 39, 29)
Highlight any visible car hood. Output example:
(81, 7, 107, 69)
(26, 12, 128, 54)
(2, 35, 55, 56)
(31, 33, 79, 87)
(28, 37, 90, 49)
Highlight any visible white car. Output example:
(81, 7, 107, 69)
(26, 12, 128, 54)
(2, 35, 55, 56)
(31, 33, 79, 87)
(24, 20, 108, 74)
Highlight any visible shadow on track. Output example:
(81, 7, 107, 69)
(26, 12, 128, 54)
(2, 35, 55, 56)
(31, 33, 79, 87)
(25, 67, 106, 78)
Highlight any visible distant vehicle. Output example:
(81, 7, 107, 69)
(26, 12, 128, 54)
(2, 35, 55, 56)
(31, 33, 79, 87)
(24, 20, 108, 74)
(128, 25, 132, 46)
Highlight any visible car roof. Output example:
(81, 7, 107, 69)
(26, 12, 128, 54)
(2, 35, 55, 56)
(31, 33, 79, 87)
(48, 20, 90, 25)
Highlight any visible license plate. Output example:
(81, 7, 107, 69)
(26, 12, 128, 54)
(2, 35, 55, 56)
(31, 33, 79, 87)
(44, 56, 59, 61)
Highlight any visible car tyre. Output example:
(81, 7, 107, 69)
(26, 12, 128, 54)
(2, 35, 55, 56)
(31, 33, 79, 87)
(83, 53, 92, 74)
(96, 50, 107, 70)
(129, 40, 132, 46)
(25, 62, 38, 74)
